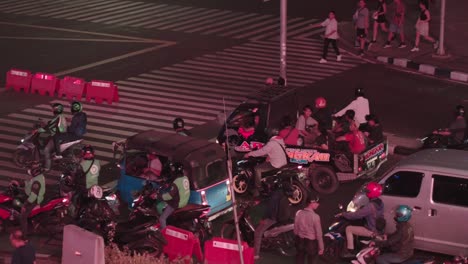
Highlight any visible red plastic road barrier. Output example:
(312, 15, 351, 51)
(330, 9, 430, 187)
(5, 68, 32, 93)
(30, 72, 59, 96)
(85, 80, 119, 104)
(204, 237, 254, 264)
(58, 76, 86, 100)
(162, 226, 203, 264)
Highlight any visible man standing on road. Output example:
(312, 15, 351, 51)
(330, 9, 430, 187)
(9, 229, 36, 264)
(384, 0, 406, 49)
(310, 11, 342, 63)
(353, 0, 369, 56)
(294, 193, 324, 264)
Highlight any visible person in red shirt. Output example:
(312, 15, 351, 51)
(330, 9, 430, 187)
(336, 122, 367, 154)
(278, 116, 300, 146)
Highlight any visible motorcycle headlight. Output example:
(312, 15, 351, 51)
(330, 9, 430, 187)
(347, 201, 357, 212)
(20, 138, 25, 143)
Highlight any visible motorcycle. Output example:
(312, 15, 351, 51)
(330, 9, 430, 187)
(77, 185, 167, 257)
(232, 157, 308, 205)
(220, 201, 295, 256)
(0, 183, 72, 239)
(130, 182, 212, 243)
(12, 119, 83, 168)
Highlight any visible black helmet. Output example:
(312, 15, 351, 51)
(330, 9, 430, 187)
(71, 101, 82, 114)
(52, 103, 64, 115)
(355, 87, 365, 97)
(169, 162, 184, 177)
(455, 105, 465, 117)
(81, 145, 95, 160)
(27, 161, 43, 177)
(173, 117, 185, 130)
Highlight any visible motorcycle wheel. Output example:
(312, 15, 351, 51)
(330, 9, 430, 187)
(232, 170, 251, 195)
(309, 166, 339, 194)
(220, 221, 236, 240)
(288, 180, 307, 205)
(276, 230, 296, 257)
(12, 149, 34, 168)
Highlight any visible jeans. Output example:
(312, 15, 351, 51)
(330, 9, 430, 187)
(295, 236, 318, 264)
(21, 202, 36, 235)
(377, 253, 408, 264)
(159, 204, 175, 229)
(254, 218, 276, 256)
(322, 38, 340, 60)
(254, 162, 275, 191)
(345, 225, 374, 250)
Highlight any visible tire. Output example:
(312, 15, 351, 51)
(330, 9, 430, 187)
(288, 180, 307, 205)
(220, 221, 236, 240)
(232, 170, 251, 195)
(12, 149, 34, 168)
(309, 166, 339, 194)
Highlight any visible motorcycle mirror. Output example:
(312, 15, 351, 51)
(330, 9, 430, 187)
(338, 204, 343, 210)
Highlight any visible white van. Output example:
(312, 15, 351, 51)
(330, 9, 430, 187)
(375, 148, 468, 256)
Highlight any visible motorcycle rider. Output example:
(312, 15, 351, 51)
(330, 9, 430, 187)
(79, 145, 101, 189)
(294, 193, 324, 264)
(254, 183, 292, 260)
(10, 161, 46, 235)
(54, 101, 88, 159)
(372, 205, 414, 264)
(244, 129, 288, 197)
(433, 105, 466, 144)
(151, 162, 190, 229)
(360, 114, 384, 145)
(337, 182, 384, 258)
(40, 103, 67, 171)
(334, 87, 370, 126)
(173, 117, 191, 137)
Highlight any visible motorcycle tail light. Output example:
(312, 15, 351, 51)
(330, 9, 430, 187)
(105, 194, 117, 201)
(62, 197, 70, 205)
(201, 191, 208, 206)
(149, 224, 160, 231)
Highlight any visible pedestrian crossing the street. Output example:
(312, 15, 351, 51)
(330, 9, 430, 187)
(0, 38, 364, 186)
(0, 0, 323, 40)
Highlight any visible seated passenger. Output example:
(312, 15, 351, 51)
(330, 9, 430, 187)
(332, 110, 356, 137)
(310, 127, 329, 150)
(361, 114, 384, 145)
(336, 122, 367, 154)
(141, 151, 162, 181)
(296, 105, 319, 146)
(238, 115, 256, 141)
(278, 116, 300, 146)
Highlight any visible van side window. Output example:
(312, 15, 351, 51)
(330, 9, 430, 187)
(383, 171, 424, 197)
(433, 175, 468, 207)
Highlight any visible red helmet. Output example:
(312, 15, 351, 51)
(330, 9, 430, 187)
(365, 182, 382, 199)
(81, 145, 95, 160)
(265, 77, 274, 85)
(315, 97, 327, 109)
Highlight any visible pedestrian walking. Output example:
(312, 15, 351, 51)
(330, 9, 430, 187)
(294, 193, 324, 264)
(410, 1, 438, 52)
(371, 0, 388, 44)
(353, 0, 369, 56)
(384, 0, 406, 48)
(9, 229, 36, 264)
(310, 11, 341, 63)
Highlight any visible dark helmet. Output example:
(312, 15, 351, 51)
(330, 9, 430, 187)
(71, 101, 83, 114)
(455, 105, 465, 117)
(27, 161, 43, 177)
(81, 145, 95, 160)
(169, 162, 184, 177)
(173, 117, 185, 130)
(395, 205, 412, 222)
(52, 103, 64, 115)
(355, 87, 365, 97)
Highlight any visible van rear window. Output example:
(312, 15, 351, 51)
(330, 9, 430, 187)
(433, 175, 468, 207)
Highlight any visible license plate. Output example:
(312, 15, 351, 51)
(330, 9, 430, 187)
(367, 160, 376, 169)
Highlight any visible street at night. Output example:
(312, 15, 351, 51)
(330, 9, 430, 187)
(0, 0, 467, 263)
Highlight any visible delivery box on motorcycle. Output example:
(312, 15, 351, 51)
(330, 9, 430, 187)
(350, 148, 468, 257)
(113, 130, 233, 221)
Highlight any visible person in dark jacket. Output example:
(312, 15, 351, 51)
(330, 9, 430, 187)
(313, 97, 333, 131)
(360, 114, 384, 145)
(253, 184, 292, 260)
(374, 205, 414, 264)
(9, 229, 36, 264)
(338, 182, 385, 258)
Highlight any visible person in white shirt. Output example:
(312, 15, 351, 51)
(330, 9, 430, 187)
(244, 131, 288, 197)
(335, 87, 370, 126)
(311, 11, 342, 63)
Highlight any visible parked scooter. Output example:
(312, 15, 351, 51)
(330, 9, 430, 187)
(220, 201, 295, 256)
(232, 157, 308, 205)
(13, 119, 83, 168)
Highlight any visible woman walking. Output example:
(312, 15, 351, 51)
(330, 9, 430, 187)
(411, 1, 438, 52)
(371, 0, 388, 44)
